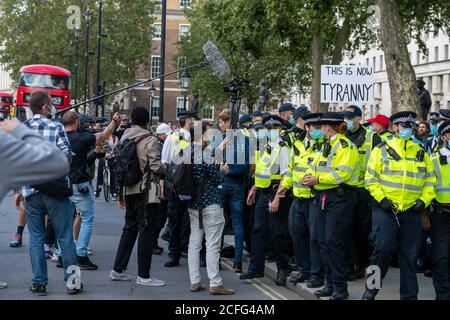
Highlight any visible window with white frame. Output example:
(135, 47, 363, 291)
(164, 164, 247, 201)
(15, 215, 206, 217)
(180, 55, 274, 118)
(203, 105, 214, 120)
(154, 0, 162, 9)
(151, 97, 160, 119)
(153, 23, 162, 40)
(177, 56, 187, 79)
(176, 97, 189, 117)
(179, 24, 191, 41)
(445, 44, 449, 60)
(180, 0, 191, 8)
(151, 56, 161, 79)
(435, 46, 439, 62)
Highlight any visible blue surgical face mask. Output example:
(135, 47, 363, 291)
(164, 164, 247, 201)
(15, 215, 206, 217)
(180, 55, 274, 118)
(289, 115, 296, 126)
(208, 136, 215, 145)
(309, 128, 324, 141)
(399, 128, 413, 140)
(345, 119, 354, 131)
(431, 125, 439, 137)
(447, 141, 450, 149)
(255, 130, 265, 140)
(267, 130, 279, 141)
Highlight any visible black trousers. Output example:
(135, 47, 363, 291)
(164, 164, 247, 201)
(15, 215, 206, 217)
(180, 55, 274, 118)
(167, 199, 190, 262)
(431, 212, 450, 300)
(113, 193, 161, 278)
(153, 199, 168, 249)
(346, 187, 373, 270)
(313, 188, 356, 292)
(248, 190, 291, 274)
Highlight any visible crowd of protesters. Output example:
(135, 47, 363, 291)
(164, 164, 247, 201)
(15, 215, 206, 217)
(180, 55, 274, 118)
(1, 88, 450, 300)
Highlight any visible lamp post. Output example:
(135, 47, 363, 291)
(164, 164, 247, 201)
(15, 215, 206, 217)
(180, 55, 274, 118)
(181, 70, 191, 111)
(149, 83, 157, 125)
(83, 9, 93, 113)
(131, 91, 138, 109)
(95, 0, 108, 118)
(74, 28, 81, 105)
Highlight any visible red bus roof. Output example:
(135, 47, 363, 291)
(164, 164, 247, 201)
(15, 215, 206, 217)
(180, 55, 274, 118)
(0, 92, 12, 97)
(20, 64, 71, 77)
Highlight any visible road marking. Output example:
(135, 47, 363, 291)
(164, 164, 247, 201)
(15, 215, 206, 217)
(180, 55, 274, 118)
(221, 259, 288, 300)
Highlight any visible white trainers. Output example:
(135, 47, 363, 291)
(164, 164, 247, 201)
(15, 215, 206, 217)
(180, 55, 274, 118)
(136, 276, 165, 287)
(0, 281, 7, 289)
(51, 251, 59, 262)
(109, 270, 132, 281)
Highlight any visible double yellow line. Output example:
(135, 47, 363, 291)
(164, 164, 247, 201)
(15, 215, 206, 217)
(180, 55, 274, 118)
(221, 259, 288, 300)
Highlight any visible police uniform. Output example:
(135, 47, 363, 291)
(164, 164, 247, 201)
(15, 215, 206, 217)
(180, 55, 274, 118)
(164, 109, 197, 267)
(367, 114, 393, 142)
(344, 106, 381, 278)
(363, 111, 436, 300)
(282, 113, 324, 286)
(429, 120, 450, 300)
(307, 112, 360, 300)
(240, 115, 291, 284)
(278, 103, 296, 148)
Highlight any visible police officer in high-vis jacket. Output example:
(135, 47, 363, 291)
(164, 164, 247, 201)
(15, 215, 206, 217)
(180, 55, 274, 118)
(344, 105, 381, 279)
(276, 112, 325, 288)
(240, 115, 292, 286)
(363, 111, 436, 300)
(429, 120, 450, 300)
(301, 112, 360, 300)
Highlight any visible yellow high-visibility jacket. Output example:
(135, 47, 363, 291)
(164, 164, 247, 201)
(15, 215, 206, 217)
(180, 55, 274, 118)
(365, 136, 436, 212)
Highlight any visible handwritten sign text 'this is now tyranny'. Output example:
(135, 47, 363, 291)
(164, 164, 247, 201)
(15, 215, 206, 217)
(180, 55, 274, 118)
(321, 65, 374, 104)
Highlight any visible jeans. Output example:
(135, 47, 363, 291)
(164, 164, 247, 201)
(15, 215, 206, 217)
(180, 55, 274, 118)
(431, 212, 450, 300)
(70, 182, 95, 257)
(218, 182, 245, 264)
(188, 204, 225, 287)
(248, 190, 291, 274)
(369, 206, 422, 300)
(113, 193, 161, 278)
(25, 193, 77, 285)
(314, 188, 356, 292)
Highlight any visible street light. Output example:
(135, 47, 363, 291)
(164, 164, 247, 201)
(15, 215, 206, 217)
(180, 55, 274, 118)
(132, 91, 138, 109)
(83, 9, 93, 113)
(149, 83, 157, 125)
(181, 70, 191, 110)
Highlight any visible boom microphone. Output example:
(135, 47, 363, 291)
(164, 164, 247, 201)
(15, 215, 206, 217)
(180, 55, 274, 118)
(202, 41, 231, 79)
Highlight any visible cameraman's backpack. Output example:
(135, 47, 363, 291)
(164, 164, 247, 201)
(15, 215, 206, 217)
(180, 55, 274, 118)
(115, 134, 151, 189)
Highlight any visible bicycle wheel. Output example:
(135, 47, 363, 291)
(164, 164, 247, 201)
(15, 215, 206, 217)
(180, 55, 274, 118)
(103, 166, 110, 202)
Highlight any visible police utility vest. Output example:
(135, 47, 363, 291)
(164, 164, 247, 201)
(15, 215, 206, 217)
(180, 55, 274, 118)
(283, 138, 323, 199)
(430, 149, 450, 204)
(254, 141, 284, 188)
(347, 127, 376, 187)
(309, 133, 360, 191)
(365, 137, 436, 212)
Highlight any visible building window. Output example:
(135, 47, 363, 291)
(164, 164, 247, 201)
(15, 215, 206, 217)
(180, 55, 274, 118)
(438, 75, 444, 93)
(151, 56, 161, 79)
(177, 56, 187, 79)
(151, 97, 160, 119)
(445, 44, 449, 60)
(180, 0, 191, 8)
(366, 58, 369, 66)
(153, 23, 162, 40)
(177, 97, 189, 117)
(424, 54, 429, 63)
(416, 50, 420, 65)
(379, 55, 383, 70)
(372, 57, 376, 71)
(435, 46, 439, 62)
(179, 24, 190, 41)
(203, 105, 214, 120)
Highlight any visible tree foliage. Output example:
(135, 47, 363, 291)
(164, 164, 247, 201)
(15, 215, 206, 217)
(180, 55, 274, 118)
(0, 0, 155, 100)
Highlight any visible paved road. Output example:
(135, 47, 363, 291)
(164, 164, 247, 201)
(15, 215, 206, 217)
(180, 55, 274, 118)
(0, 192, 301, 300)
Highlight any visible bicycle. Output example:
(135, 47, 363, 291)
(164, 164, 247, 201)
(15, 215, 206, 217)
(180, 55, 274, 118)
(103, 154, 115, 202)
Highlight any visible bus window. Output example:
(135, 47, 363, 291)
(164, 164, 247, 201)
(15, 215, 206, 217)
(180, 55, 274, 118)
(19, 73, 70, 91)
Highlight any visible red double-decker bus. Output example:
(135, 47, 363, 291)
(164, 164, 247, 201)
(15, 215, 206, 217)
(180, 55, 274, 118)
(0, 92, 13, 118)
(16, 64, 71, 120)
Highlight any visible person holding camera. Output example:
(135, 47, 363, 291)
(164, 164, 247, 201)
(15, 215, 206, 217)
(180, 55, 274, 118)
(62, 110, 121, 271)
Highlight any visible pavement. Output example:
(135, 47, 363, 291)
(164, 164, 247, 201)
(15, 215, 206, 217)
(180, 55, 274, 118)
(0, 191, 300, 300)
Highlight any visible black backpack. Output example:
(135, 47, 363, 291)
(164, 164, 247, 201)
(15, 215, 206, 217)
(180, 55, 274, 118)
(164, 144, 199, 201)
(115, 134, 151, 189)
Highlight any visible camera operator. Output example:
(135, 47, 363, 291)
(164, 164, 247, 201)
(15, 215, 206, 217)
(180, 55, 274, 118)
(62, 110, 121, 271)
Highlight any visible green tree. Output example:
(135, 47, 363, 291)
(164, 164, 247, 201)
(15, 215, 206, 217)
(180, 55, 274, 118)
(0, 0, 155, 110)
